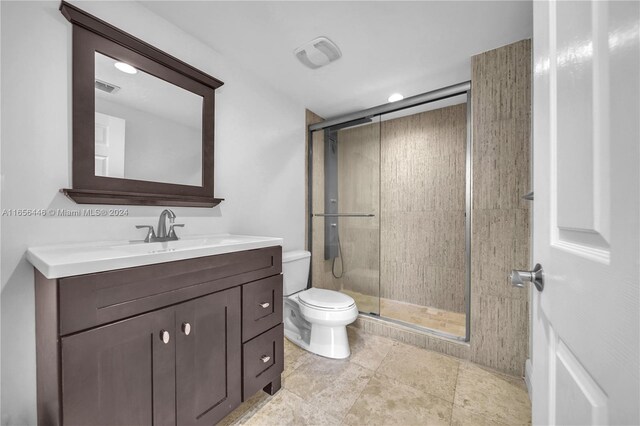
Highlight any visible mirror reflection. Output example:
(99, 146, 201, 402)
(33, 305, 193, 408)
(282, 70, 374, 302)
(94, 52, 203, 186)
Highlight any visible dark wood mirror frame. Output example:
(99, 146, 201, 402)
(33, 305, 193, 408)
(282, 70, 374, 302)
(60, 1, 224, 207)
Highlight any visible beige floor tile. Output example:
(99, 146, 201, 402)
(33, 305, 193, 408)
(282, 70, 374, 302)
(284, 337, 314, 378)
(218, 391, 271, 426)
(347, 327, 396, 371)
(451, 405, 508, 426)
(454, 362, 531, 425)
(377, 342, 460, 402)
(343, 373, 453, 426)
(284, 355, 374, 419)
(241, 388, 341, 426)
(284, 336, 305, 358)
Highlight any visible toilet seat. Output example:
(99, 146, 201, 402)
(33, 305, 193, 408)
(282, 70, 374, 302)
(298, 288, 355, 311)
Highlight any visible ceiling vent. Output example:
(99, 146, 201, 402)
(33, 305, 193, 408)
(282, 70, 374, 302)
(294, 37, 342, 70)
(95, 79, 121, 94)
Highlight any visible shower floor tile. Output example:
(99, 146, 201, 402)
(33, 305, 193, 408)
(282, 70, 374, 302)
(343, 290, 466, 338)
(220, 328, 531, 426)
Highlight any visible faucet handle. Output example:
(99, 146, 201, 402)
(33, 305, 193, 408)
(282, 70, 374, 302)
(136, 225, 157, 243)
(168, 224, 184, 240)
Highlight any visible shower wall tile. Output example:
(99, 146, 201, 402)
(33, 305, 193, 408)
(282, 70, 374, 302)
(469, 294, 529, 375)
(381, 105, 466, 214)
(473, 118, 531, 210)
(470, 39, 532, 377)
(380, 262, 466, 313)
(472, 209, 530, 299)
(305, 110, 324, 250)
(380, 211, 465, 268)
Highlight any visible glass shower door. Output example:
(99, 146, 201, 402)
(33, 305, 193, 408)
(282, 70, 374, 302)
(310, 117, 381, 315)
(377, 97, 469, 338)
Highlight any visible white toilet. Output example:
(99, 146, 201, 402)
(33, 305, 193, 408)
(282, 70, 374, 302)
(282, 250, 358, 359)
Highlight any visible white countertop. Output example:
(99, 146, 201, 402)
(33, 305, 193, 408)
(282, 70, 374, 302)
(26, 233, 284, 279)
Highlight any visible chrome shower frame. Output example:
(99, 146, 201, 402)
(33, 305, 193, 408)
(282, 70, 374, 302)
(307, 81, 473, 343)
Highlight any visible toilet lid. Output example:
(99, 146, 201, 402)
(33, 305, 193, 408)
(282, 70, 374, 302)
(298, 288, 356, 310)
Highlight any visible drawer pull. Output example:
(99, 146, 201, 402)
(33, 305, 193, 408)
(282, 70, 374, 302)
(260, 355, 271, 363)
(259, 302, 270, 309)
(160, 330, 170, 344)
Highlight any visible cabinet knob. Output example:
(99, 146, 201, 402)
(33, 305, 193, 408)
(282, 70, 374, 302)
(260, 355, 271, 363)
(182, 322, 191, 336)
(160, 330, 170, 344)
(259, 302, 270, 309)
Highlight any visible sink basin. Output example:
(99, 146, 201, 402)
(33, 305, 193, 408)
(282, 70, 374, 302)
(113, 236, 256, 254)
(27, 233, 284, 279)
(112, 238, 210, 254)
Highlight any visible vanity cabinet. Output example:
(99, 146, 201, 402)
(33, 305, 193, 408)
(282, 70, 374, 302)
(175, 289, 242, 426)
(35, 246, 283, 426)
(60, 305, 178, 426)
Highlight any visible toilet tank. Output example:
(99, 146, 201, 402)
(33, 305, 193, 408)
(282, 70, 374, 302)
(282, 250, 311, 296)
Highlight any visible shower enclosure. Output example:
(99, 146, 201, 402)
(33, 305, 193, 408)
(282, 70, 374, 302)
(308, 83, 471, 341)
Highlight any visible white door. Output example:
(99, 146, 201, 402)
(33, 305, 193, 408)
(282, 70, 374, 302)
(532, 1, 639, 425)
(95, 112, 126, 178)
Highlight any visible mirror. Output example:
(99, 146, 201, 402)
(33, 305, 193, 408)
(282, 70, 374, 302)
(61, 1, 224, 207)
(94, 52, 203, 186)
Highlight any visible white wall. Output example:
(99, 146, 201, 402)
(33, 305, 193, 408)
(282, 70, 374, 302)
(0, 1, 305, 424)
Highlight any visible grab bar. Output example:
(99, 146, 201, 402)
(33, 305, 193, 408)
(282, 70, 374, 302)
(313, 213, 376, 217)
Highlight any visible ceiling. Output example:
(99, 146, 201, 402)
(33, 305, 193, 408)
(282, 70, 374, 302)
(95, 52, 201, 129)
(142, 1, 532, 119)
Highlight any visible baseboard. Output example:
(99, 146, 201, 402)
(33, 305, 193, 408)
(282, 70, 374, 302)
(525, 358, 533, 401)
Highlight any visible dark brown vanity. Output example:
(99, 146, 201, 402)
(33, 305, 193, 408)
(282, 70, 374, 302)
(35, 246, 284, 425)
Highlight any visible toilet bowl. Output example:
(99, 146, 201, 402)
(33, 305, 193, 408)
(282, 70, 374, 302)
(282, 250, 358, 359)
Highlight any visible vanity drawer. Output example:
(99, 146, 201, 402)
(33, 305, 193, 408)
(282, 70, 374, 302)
(242, 275, 283, 342)
(242, 324, 284, 399)
(58, 246, 281, 335)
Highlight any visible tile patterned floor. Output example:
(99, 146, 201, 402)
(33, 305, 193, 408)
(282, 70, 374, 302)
(220, 327, 531, 426)
(344, 290, 467, 338)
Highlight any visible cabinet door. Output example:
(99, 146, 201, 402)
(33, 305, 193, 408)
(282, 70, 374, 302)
(61, 307, 175, 426)
(175, 287, 242, 425)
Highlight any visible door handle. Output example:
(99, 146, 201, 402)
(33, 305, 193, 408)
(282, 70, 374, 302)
(510, 263, 544, 292)
(159, 330, 170, 344)
(260, 355, 271, 363)
(259, 302, 270, 309)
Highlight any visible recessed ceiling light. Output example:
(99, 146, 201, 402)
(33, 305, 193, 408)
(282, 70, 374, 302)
(114, 62, 138, 74)
(388, 93, 404, 103)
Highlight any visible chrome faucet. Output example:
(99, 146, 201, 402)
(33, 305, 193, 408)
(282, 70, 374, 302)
(157, 209, 176, 239)
(136, 209, 184, 242)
